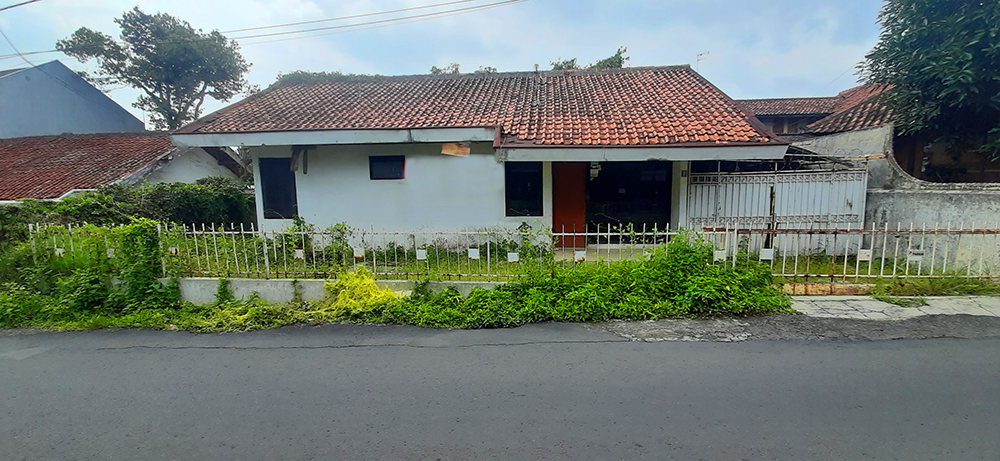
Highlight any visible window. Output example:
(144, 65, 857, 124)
(369, 155, 405, 180)
(505, 162, 543, 216)
(259, 157, 298, 219)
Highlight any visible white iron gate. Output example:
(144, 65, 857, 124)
(686, 168, 868, 229)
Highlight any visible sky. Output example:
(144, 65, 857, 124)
(0, 0, 885, 126)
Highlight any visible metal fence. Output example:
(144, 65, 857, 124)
(701, 222, 1000, 280)
(24, 222, 1000, 281)
(25, 223, 680, 281)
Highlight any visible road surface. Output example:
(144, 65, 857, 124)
(2, 320, 999, 460)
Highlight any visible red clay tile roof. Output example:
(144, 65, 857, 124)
(736, 97, 841, 117)
(178, 66, 780, 146)
(807, 93, 891, 134)
(0, 133, 175, 200)
(737, 84, 885, 118)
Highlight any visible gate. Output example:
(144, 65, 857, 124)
(686, 167, 868, 230)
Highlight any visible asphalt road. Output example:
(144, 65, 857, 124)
(2, 321, 999, 460)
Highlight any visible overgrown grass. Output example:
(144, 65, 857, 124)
(1, 235, 792, 332)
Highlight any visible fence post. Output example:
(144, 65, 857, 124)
(157, 222, 166, 278)
(28, 223, 37, 266)
(258, 223, 271, 280)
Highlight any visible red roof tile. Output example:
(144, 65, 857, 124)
(178, 66, 780, 147)
(736, 97, 841, 116)
(807, 92, 891, 134)
(0, 133, 175, 200)
(736, 84, 884, 118)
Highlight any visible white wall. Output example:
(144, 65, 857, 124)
(143, 147, 237, 184)
(253, 142, 553, 233)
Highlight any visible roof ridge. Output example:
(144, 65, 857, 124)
(294, 64, 695, 83)
(0, 131, 171, 142)
(736, 96, 840, 102)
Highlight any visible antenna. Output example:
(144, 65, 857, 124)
(696, 51, 710, 72)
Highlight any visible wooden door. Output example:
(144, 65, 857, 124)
(552, 162, 587, 247)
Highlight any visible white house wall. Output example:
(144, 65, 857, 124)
(143, 147, 237, 184)
(253, 142, 553, 233)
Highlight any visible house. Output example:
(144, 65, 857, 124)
(0, 60, 145, 138)
(0, 132, 242, 201)
(736, 85, 881, 136)
(173, 66, 805, 234)
(744, 84, 1000, 229)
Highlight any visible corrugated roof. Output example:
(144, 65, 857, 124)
(178, 66, 781, 147)
(0, 133, 175, 200)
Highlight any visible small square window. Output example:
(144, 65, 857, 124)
(370, 156, 405, 180)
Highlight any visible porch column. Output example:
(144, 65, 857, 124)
(671, 161, 689, 229)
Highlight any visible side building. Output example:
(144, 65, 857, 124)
(0, 60, 145, 138)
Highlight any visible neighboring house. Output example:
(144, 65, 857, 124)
(0, 132, 242, 201)
(748, 84, 1000, 229)
(0, 60, 145, 138)
(737, 85, 881, 136)
(173, 66, 810, 234)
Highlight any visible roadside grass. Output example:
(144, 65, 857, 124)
(1, 236, 793, 332)
(871, 277, 1000, 297)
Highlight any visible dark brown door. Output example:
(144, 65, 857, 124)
(552, 162, 587, 247)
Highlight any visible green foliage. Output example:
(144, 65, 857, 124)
(430, 63, 461, 74)
(476, 66, 498, 74)
(119, 219, 178, 310)
(271, 70, 383, 88)
(871, 293, 927, 307)
(862, 0, 1000, 159)
(589, 46, 629, 69)
(551, 47, 630, 71)
(215, 278, 236, 305)
(0, 179, 253, 229)
(56, 6, 251, 130)
(550, 57, 580, 70)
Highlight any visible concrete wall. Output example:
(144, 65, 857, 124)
(252, 142, 553, 233)
(143, 147, 237, 184)
(0, 61, 145, 138)
(865, 152, 1000, 227)
(791, 125, 892, 160)
(173, 277, 501, 305)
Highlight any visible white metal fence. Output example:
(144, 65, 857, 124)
(24, 222, 1000, 281)
(702, 223, 1000, 279)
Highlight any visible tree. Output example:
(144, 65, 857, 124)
(476, 66, 497, 74)
(590, 47, 629, 69)
(57, 7, 251, 131)
(550, 57, 580, 70)
(430, 63, 461, 74)
(861, 0, 1000, 159)
(550, 47, 629, 70)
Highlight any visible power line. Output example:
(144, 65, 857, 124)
(0, 0, 529, 63)
(243, 0, 529, 46)
(222, 0, 482, 34)
(0, 0, 42, 13)
(0, 24, 136, 125)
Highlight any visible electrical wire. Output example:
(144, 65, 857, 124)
(0, 0, 41, 13)
(241, 0, 528, 44)
(0, 24, 136, 125)
(222, 0, 481, 34)
(0, 0, 529, 63)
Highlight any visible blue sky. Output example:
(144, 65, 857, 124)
(0, 0, 884, 125)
